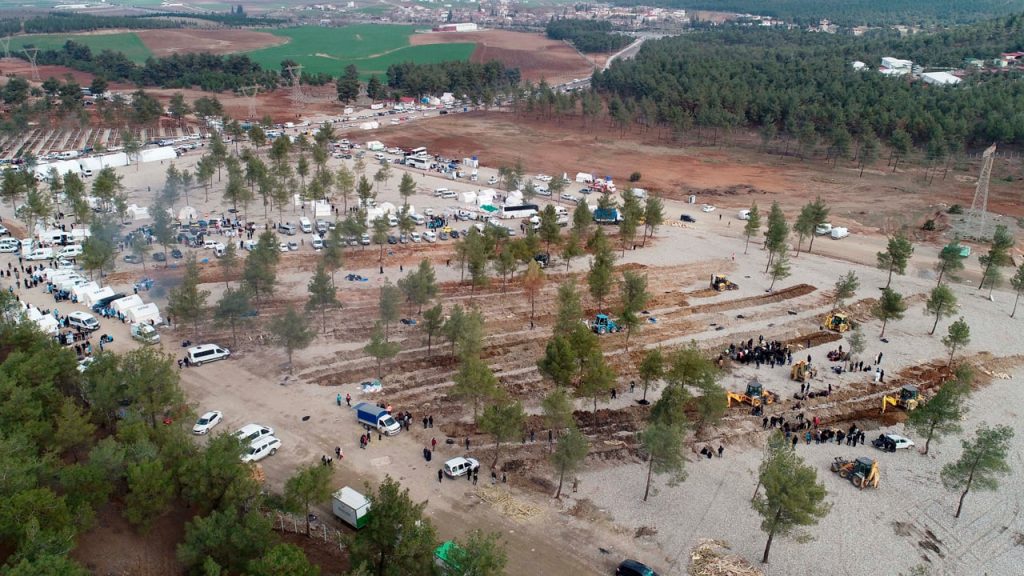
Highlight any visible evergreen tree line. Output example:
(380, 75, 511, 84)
(613, 0, 1022, 27)
(385, 60, 521, 100)
(592, 14, 1024, 150)
(545, 18, 633, 53)
(0, 11, 284, 35)
(29, 40, 280, 92)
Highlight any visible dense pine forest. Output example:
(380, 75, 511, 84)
(593, 13, 1024, 151)
(618, 0, 1024, 27)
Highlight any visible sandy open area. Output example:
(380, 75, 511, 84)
(3, 112, 1023, 575)
(411, 29, 598, 83)
(136, 29, 288, 58)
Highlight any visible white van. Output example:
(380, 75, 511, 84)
(0, 238, 18, 253)
(25, 247, 54, 261)
(67, 311, 99, 331)
(311, 237, 324, 251)
(187, 344, 231, 366)
(19, 239, 34, 253)
(299, 217, 313, 233)
(241, 435, 281, 463)
(423, 231, 437, 243)
(279, 223, 297, 236)
(410, 214, 425, 225)
(58, 245, 83, 258)
(433, 187, 450, 197)
(387, 214, 398, 227)
(440, 190, 457, 200)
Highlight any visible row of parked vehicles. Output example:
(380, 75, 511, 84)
(191, 412, 281, 463)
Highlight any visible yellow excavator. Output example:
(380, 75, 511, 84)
(726, 381, 777, 408)
(710, 274, 738, 291)
(791, 360, 817, 382)
(823, 311, 853, 332)
(831, 457, 880, 489)
(882, 385, 920, 414)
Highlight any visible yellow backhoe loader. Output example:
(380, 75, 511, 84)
(823, 311, 853, 332)
(881, 385, 920, 414)
(831, 457, 880, 489)
(790, 360, 817, 382)
(710, 274, 738, 291)
(726, 382, 777, 407)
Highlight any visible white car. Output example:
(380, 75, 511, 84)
(235, 423, 275, 444)
(76, 357, 94, 373)
(560, 193, 578, 204)
(242, 435, 281, 463)
(536, 187, 551, 197)
(873, 433, 914, 452)
(410, 232, 422, 243)
(536, 174, 552, 182)
(701, 204, 716, 213)
(488, 176, 499, 185)
(278, 242, 290, 252)
(192, 411, 223, 435)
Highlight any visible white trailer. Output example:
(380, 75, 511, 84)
(332, 486, 370, 529)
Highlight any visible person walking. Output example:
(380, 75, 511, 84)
(438, 469, 443, 483)
(337, 393, 342, 407)
(717, 445, 724, 458)
(465, 437, 470, 450)
(428, 415, 433, 428)
(346, 393, 351, 406)
(431, 437, 437, 452)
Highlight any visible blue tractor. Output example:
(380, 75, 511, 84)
(591, 314, 621, 335)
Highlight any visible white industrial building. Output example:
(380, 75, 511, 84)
(880, 57, 913, 76)
(920, 71, 962, 86)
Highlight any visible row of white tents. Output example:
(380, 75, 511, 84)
(31, 146, 178, 181)
(40, 268, 163, 329)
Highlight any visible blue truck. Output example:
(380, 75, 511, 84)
(593, 207, 621, 224)
(354, 402, 401, 436)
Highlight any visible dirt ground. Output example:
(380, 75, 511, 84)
(411, 30, 597, 83)
(136, 29, 287, 58)
(4, 103, 1024, 575)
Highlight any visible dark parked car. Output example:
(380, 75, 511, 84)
(680, 214, 696, 223)
(534, 252, 550, 268)
(152, 252, 166, 262)
(387, 235, 398, 245)
(171, 248, 183, 259)
(616, 559, 658, 576)
(123, 254, 142, 264)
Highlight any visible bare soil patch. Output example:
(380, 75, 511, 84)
(137, 29, 287, 57)
(410, 30, 595, 83)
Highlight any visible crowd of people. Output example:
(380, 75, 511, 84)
(723, 336, 794, 369)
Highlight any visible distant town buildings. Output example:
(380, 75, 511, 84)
(920, 71, 962, 86)
(880, 57, 913, 76)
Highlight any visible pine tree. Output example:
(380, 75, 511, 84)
(743, 202, 761, 254)
(876, 232, 914, 289)
(907, 369, 971, 455)
(872, 288, 907, 338)
(942, 425, 1014, 518)
(269, 307, 314, 373)
(924, 284, 957, 335)
(306, 262, 339, 333)
(943, 317, 970, 365)
(167, 254, 210, 337)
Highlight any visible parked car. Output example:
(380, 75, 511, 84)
(701, 204, 716, 213)
(443, 456, 479, 478)
(616, 559, 659, 576)
(872, 433, 915, 452)
(123, 254, 142, 264)
(234, 423, 275, 444)
(488, 176, 499, 185)
(241, 435, 281, 463)
(192, 410, 223, 435)
(152, 252, 166, 262)
(680, 214, 696, 223)
(171, 248, 183, 259)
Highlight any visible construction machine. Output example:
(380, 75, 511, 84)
(881, 385, 920, 414)
(790, 360, 817, 382)
(591, 313, 621, 335)
(830, 456, 880, 489)
(726, 381, 777, 407)
(823, 311, 853, 333)
(710, 274, 738, 291)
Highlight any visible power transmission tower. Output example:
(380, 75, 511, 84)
(0, 36, 11, 59)
(965, 143, 997, 240)
(22, 47, 39, 81)
(240, 85, 260, 119)
(284, 64, 304, 100)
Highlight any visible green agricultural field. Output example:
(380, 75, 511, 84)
(246, 24, 475, 78)
(10, 32, 152, 64)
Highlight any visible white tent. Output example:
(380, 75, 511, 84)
(460, 191, 477, 204)
(505, 191, 523, 206)
(126, 204, 150, 220)
(308, 199, 332, 217)
(79, 152, 129, 172)
(178, 206, 198, 222)
(56, 276, 89, 292)
(71, 281, 100, 301)
(24, 306, 43, 322)
(111, 294, 143, 314)
(377, 201, 397, 215)
(476, 190, 494, 207)
(81, 286, 114, 308)
(126, 303, 161, 325)
(33, 159, 82, 179)
(68, 228, 90, 241)
(45, 269, 77, 282)
(34, 315, 58, 335)
(139, 146, 177, 163)
(576, 172, 594, 183)
(359, 121, 379, 130)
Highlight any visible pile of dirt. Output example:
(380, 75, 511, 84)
(689, 540, 764, 576)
